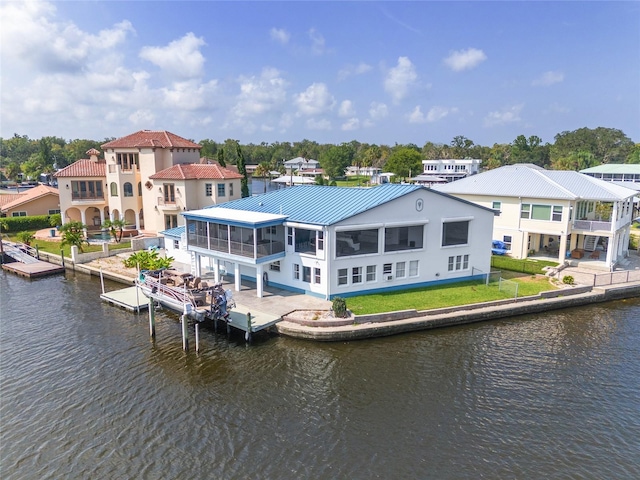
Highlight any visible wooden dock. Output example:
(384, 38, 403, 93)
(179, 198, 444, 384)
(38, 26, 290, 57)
(2, 260, 65, 278)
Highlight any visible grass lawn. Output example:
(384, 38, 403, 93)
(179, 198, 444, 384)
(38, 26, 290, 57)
(7, 234, 131, 257)
(334, 176, 372, 187)
(344, 273, 554, 315)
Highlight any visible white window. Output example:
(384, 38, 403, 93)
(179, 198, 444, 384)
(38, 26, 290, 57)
(352, 267, 363, 284)
(442, 221, 469, 246)
(366, 265, 376, 282)
(173, 240, 179, 249)
(293, 263, 300, 280)
(314, 268, 321, 284)
(11, 211, 27, 217)
(492, 201, 501, 211)
(205, 183, 212, 196)
(396, 262, 406, 278)
(338, 268, 348, 285)
(383, 263, 392, 275)
(552, 206, 562, 222)
(409, 260, 419, 277)
(217, 183, 226, 197)
(270, 261, 281, 272)
(448, 254, 469, 271)
(503, 235, 512, 251)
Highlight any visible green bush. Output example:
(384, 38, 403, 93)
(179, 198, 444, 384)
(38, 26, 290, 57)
(0, 214, 59, 233)
(124, 250, 174, 271)
(16, 231, 35, 245)
(562, 275, 574, 285)
(332, 297, 348, 318)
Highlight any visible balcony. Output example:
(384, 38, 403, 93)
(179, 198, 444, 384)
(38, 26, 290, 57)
(572, 219, 612, 233)
(157, 197, 181, 210)
(71, 192, 105, 204)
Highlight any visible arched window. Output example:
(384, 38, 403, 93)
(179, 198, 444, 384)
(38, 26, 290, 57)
(110, 182, 118, 196)
(123, 182, 133, 197)
(137, 182, 142, 196)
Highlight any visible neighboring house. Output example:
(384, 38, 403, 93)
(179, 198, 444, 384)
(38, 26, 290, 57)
(55, 130, 202, 233)
(181, 184, 495, 299)
(148, 163, 243, 233)
(435, 164, 637, 269)
(580, 164, 640, 183)
(421, 159, 481, 183)
(345, 166, 382, 177)
(0, 184, 60, 217)
(160, 225, 192, 266)
(284, 157, 321, 175)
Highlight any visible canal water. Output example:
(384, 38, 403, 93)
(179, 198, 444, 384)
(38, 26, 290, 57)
(1, 271, 639, 479)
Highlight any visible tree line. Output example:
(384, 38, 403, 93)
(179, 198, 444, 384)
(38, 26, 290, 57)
(1, 127, 638, 184)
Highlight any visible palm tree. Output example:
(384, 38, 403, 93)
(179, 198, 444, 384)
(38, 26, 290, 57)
(60, 221, 88, 252)
(103, 218, 126, 243)
(253, 162, 271, 193)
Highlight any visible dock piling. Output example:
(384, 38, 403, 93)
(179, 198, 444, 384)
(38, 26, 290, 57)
(100, 267, 105, 294)
(148, 296, 156, 338)
(195, 323, 200, 352)
(246, 312, 252, 342)
(181, 314, 189, 351)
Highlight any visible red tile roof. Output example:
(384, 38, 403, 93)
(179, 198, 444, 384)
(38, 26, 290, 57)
(0, 193, 24, 208)
(54, 159, 106, 178)
(149, 164, 243, 180)
(0, 184, 59, 212)
(102, 130, 202, 149)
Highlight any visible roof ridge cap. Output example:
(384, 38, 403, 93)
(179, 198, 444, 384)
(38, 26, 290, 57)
(533, 168, 577, 198)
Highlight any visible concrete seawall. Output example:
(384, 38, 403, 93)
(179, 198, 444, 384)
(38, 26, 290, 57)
(276, 283, 640, 341)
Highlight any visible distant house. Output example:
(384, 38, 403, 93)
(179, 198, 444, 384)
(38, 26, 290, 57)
(283, 157, 321, 176)
(181, 184, 495, 299)
(0, 184, 60, 218)
(435, 164, 637, 269)
(421, 159, 481, 183)
(580, 164, 640, 183)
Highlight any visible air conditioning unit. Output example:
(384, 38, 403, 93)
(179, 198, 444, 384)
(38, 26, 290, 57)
(385, 275, 393, 281)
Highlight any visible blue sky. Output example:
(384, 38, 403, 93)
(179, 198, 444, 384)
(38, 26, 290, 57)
(1, 1, 638, 147)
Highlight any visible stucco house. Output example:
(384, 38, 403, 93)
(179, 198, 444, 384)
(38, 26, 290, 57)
(435, 164, 637, 270)
(55, 130, 203, 234)
(0, 184, 60, 217)
(148, 163, 243, 233)
(181, 183, 496, 299)
(421, 158, 481, 183)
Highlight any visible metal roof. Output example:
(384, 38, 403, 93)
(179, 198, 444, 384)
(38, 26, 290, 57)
(435, 164, 637, 201)
(580, 164, 640, 174)
(187, 184, 425, 226)
(160, 226, 185, 238)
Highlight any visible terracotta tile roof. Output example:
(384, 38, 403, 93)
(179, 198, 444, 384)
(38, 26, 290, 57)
(0, 184, 59, 212)
(149, 163, 244, 180)
(54, 158, 106, 178)
(0, 193, 24, 208)
(86, 148, 101, 156)
(102, 130, 202, 149)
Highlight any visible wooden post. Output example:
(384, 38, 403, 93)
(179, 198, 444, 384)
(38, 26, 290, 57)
(245, 312, 252, 342)
(60, 249, 65, 268)
(100, 267, 105, 294)
(35, 245, 40, 260)
(181, 314, 189, 351)
(195, 323, 200, 352)
(148, 296, 156, 338)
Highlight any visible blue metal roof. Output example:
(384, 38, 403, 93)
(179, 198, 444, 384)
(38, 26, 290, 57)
(202, 184, 424, 226)
(159, 226, 185, 238)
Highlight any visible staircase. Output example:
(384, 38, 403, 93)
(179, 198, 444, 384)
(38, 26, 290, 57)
(583, 235, 599, 252)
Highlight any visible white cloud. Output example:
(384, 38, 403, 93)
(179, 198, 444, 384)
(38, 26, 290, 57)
(231, 68, 288, 118)
(129, 109, 156, 126)
(408, 106, 426, 124)
(270, 28, 290, 45)
(384, 56, 417, 103)
(427, 106, 458, 122)
(443, 48, 487, 72)
(341, 118, 360, 131)
(293, 83, 335, 116)
(306, 118, 332, 130)
(532, 71, 565, 86)
(140, 32, 206, 79)
(338, 62, 372, 80)
(161, 79, 219, 111)
(308, 28, 326, 55)
(369, 102, 389, 121)
(484, 104, 524, 127)
(338, 100, 355, 117)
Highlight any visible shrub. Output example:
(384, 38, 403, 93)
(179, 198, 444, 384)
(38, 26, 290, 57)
(0, 214, 57, 233)
(124, 250, 174, 271)
(16, 231, 35, 245)
(562, 275, 574, 285)
(332, 297, 348, 318)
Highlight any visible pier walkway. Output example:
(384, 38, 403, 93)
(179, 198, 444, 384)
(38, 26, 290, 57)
(1, 240, 66, 278)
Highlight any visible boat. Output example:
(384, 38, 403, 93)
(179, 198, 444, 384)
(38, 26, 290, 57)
(136, 269, 235, 323)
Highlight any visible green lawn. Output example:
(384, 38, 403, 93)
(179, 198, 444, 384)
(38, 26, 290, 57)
(334, 176, 372, 187)
(7, 234, 131, 257)
(343, 273, 554, 315)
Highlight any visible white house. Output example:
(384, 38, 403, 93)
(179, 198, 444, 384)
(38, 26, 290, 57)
(435, 164, 637, 270)
(421, 159, 481, 182)
(181, 184, 496, 299)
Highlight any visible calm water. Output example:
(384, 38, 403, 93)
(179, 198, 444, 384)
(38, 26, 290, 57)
(1, 271, 639, 479)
